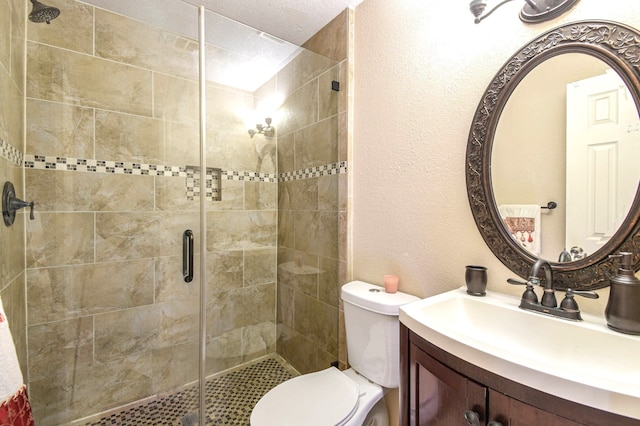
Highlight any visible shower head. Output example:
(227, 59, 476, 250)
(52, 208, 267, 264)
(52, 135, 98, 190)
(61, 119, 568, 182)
(29, 0, 60, 24)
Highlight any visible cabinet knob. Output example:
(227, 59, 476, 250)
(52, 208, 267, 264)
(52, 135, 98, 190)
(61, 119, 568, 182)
(463, 409, 480, 426)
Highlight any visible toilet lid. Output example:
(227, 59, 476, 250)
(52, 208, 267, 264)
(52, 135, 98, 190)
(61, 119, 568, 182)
(251, 367, 360, 426)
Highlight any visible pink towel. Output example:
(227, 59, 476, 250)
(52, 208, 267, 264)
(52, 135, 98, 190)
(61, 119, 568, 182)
(0, 299, 34, 426)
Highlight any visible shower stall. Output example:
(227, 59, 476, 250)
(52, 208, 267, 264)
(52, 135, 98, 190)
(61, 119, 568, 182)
(16, 0, 347, 423)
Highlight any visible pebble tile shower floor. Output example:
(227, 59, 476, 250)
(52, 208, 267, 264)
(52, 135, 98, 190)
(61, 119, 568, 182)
(85, 357, 294, 426)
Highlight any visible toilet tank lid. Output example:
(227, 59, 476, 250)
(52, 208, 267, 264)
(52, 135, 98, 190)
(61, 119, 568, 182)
(341, 281, 420, 315)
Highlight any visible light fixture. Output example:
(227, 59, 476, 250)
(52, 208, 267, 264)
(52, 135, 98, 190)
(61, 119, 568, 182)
(470, 0, 579, 24)
(248, 117, 275, 138)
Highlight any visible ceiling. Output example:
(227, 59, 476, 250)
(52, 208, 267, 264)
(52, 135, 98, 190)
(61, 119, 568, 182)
(181, 0, 365, 46)
(81, 0, 364, 91)
(84, 0, 364, 46)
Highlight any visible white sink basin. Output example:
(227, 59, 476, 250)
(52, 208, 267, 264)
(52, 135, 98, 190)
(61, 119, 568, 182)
(399, 287, 640, 420)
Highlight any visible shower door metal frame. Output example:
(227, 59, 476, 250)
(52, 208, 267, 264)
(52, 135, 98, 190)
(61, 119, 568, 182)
(197, 5, 208, 425)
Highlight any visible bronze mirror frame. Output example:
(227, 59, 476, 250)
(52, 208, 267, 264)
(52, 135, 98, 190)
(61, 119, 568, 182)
(466, 20, 640, 290)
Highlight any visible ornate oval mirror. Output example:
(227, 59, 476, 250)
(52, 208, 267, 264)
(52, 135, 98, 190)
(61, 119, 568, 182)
(467, 20, 640, 290)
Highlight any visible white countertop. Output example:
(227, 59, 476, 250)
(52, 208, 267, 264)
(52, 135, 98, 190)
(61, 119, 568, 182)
(399, 287, 640, 420)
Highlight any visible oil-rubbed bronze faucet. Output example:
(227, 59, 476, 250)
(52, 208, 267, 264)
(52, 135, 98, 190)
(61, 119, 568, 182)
(507, 259, 599, 321)
(530, 259, 557, 308)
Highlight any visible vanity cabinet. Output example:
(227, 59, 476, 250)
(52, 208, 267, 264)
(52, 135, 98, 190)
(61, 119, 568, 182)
(407, 337, 487, 425)
(400, 324, 638, 426)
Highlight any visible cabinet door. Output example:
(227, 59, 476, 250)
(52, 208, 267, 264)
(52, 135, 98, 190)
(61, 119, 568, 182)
(489, 389, 585, 426)
(409, 344, 487, 425)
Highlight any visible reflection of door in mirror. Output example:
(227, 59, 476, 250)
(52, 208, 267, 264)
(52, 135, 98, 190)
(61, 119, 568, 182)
(566, 70, 640, 257)
(491, 53, 640, 262)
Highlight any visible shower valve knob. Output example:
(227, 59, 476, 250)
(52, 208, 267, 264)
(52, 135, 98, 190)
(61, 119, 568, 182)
(2, 181, 35, 226)
(9, 199, 35, 220)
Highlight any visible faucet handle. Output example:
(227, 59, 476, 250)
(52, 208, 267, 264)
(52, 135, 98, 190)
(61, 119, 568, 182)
(507, 278, 539, 304)
(9, 198, 35, 220)
(559, 289, 579, 312)
(571, 289, 599, 299)
(560, 288, 599, 314)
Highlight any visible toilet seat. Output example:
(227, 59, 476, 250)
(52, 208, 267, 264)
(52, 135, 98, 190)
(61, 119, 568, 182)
(250, 367, 360, 426)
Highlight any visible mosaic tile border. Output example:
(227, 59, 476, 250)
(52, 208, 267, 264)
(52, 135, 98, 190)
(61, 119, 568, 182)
(186, 166, 221, 201)
(23, 154, 348, 182)
(279, 161, 347, 181)
(222, 170, 278, 182)
(26, 155, 187, 177)
(24, 154, 282, 181)
(0, 138, 24, 166)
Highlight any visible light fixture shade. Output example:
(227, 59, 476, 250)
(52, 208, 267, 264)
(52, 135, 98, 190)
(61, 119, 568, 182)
(470, 0, 579, 24)
(520, 0, 579, 23)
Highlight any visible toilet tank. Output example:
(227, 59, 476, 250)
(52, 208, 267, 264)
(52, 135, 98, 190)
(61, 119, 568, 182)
(341, 281, 419, 388)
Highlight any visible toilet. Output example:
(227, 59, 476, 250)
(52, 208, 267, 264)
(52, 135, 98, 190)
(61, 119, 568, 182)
(250, 280, 419, 426)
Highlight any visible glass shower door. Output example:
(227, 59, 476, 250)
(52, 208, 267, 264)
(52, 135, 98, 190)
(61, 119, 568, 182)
(23, 0, 342, 423)
(24, 1, 204, 423)
(200, 5, 342, 423)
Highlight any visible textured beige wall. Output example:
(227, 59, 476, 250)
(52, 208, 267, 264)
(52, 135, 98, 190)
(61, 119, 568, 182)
(353, 0, 640, 315)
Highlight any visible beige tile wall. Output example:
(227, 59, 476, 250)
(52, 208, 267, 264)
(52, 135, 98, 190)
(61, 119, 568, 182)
(23, 1, 282, 424)
(0, 0, 27, 379)
(22, 0, 344, 423)
(273, 10, 348, 374)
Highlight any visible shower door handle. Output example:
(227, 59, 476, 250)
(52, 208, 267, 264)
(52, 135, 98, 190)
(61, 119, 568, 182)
(183, 229, 194, 283)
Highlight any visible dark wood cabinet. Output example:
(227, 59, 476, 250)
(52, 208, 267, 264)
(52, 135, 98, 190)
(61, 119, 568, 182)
(488, 390, 582, 426)
(400, 324, 639, 426)
(408, 342, 486, 425)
